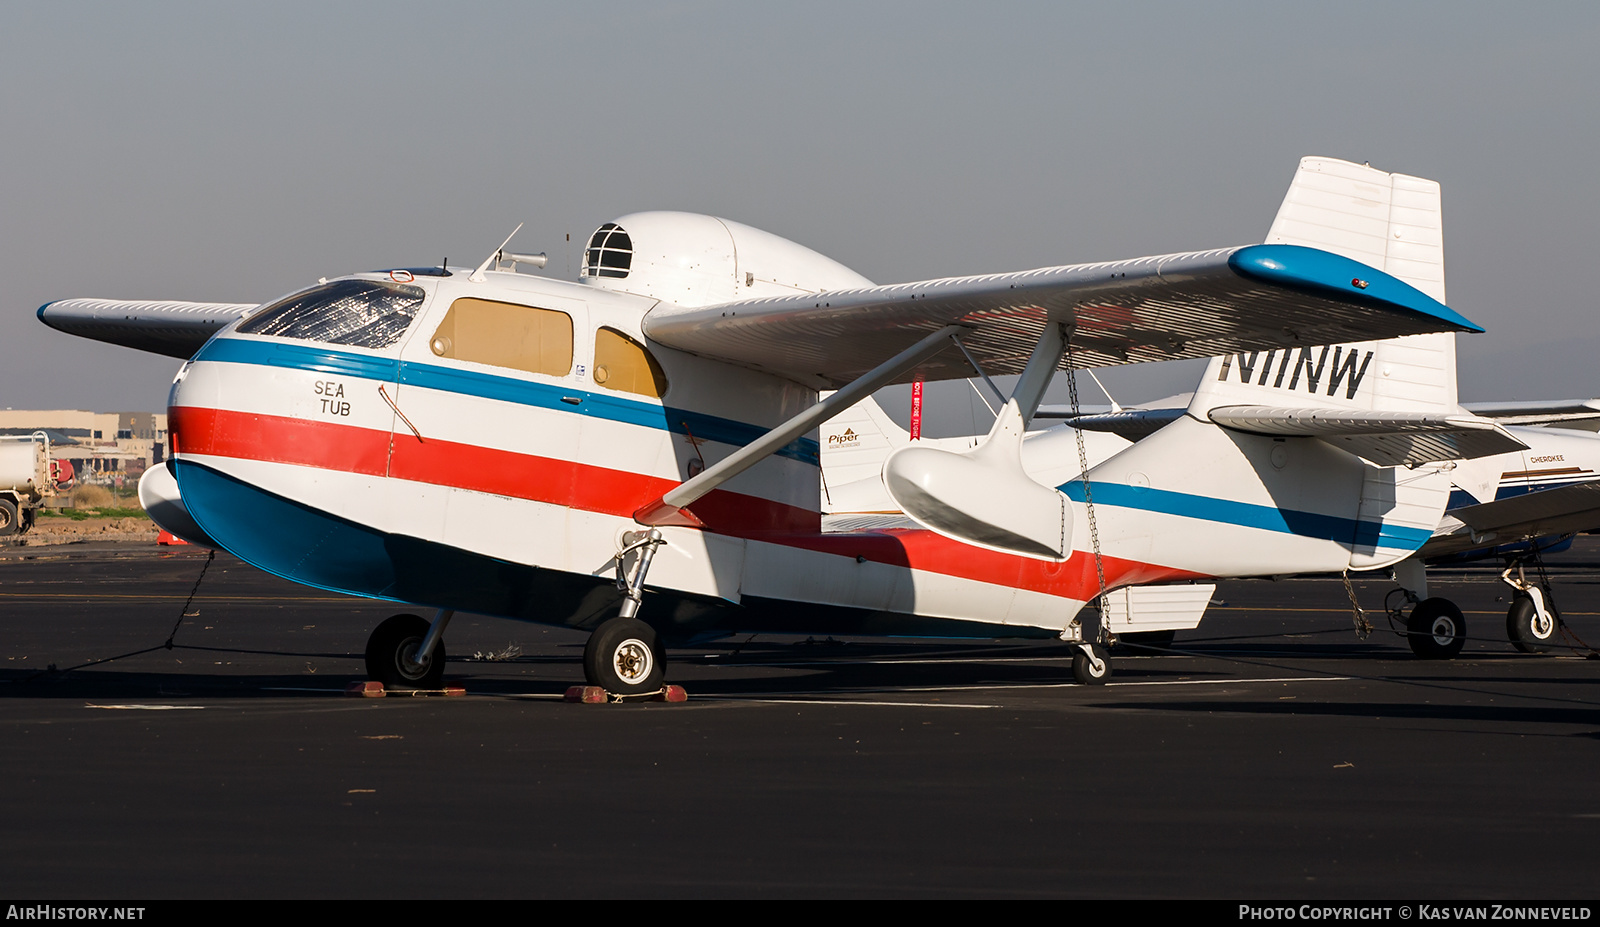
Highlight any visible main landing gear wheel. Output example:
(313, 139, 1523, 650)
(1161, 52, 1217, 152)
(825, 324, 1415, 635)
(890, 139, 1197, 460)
(1506, 593, 1556, 654)
(1072, 643, 1112, 685)
(583, 617, 665, 695)
(365, 613, 446, 689)
(1406, 597, 1466, 660)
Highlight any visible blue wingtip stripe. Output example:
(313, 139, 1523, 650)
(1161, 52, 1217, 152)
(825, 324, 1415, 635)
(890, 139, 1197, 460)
(1229, 244, 1483, 334)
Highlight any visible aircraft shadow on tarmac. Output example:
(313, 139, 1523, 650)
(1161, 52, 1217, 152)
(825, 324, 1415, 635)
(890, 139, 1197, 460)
(0, 638, 1255, 700)
(1, 613, 1591, 701)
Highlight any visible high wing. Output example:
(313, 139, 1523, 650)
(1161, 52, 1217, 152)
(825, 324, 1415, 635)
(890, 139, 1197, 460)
(1462, 399, 1600, 426)
(37, 298, 257, 359)
(1205, 406, 1528, 466)
(641, 244, 1481, 388)
(1421, 479, 1600, 559)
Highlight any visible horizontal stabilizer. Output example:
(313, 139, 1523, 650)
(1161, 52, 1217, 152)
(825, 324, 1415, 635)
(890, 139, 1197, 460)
(1208, 405, 1527, 466)
(644, 244, 1481, 389)
(1422, 479, 1600, 558)
(38, 299, 256, 359)
(1461, 399, 1600, 426)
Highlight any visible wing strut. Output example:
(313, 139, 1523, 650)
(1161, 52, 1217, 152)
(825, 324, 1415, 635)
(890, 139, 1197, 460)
(1011, 321, 1068, 426)
(633, 324, 969, 527)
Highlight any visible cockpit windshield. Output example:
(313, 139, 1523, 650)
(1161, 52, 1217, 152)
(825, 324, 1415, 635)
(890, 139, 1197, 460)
(237, 279, 425, 349)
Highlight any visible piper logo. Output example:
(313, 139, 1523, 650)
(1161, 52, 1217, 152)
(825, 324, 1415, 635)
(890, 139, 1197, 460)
(1218, 346, 1374, 399)
(827, 428, 860, 447)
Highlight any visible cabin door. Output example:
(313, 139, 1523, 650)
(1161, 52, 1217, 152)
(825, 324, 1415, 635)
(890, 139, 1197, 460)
(388, 290, 590, 568)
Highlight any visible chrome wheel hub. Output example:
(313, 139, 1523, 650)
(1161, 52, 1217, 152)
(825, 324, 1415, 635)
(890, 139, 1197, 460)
(613, 639, 653, 683)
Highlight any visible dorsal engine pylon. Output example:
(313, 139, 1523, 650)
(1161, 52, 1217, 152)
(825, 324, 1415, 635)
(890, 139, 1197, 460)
(576, 211, 875, 308)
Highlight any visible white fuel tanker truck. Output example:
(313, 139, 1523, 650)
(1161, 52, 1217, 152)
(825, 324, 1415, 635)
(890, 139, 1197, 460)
(0, 433, 61, 536)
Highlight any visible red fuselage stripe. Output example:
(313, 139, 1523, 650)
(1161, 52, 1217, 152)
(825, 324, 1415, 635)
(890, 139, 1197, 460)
(169, 405, 1203, 598)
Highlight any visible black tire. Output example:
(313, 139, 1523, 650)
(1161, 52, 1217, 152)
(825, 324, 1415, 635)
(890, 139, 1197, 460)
(1506, 593, 1556, 654)
(583, 617, 665, 694)
(1072, 643, 1112, 685)
(1406, 597, 1466, 660)
(364, 613, 446, 689)
(0, 499, 18, 537)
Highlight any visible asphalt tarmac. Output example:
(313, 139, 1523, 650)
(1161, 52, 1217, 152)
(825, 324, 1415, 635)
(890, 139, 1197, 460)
(1, 539, 1597, 899)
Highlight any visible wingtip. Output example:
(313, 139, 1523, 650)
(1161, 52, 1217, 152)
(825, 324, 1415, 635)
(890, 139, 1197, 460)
(36, 300, 66, 333)
(1230, 244, 1483, 334)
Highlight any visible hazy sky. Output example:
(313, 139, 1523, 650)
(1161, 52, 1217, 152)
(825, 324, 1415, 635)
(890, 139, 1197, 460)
(4, 1, 1597, 414)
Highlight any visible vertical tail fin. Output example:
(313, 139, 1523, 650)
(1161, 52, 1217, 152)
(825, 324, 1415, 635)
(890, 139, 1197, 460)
(819, 394, 913, 495)
(1190, 157, 1457, 416)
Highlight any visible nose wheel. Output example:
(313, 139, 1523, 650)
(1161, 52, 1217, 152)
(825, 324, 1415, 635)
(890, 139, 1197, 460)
(583, 617, 666, 695)
(365, 612, 448, 689)
(1072, 642, 1112, 685)
(1506, 592, 1557, 653)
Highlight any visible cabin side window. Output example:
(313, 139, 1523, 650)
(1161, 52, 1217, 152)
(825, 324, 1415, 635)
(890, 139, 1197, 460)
(593, 327, 667, 398)
(429, 298, 574, 377)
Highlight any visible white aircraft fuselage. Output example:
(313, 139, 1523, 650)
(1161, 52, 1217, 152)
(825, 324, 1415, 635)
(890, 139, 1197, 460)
(47, 159, 1507, 687)
(166, 261, 1167, 642)
(162, 214, 1454, 645)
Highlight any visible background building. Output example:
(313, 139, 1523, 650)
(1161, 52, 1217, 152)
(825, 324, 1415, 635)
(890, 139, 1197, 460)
(0, 410, 166, 487)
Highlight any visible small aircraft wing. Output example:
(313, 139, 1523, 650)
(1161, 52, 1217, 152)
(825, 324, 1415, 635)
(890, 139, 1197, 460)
(1461, 399, 1600, 426)
(1035, 407, 1187, 442)
(37, 298, 257, 359)
(1207, 405, 1528, 466)
(642, 244, 1482, 388)
(1421, 479, 1600, 559)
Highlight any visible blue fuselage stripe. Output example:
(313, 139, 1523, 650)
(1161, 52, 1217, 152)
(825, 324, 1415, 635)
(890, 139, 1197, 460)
(1059, 481, 1432, 550)
(192, 336, 820, 465)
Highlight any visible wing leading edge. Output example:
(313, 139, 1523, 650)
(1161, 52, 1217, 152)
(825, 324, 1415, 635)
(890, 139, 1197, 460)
(642, 244, 1482, 389)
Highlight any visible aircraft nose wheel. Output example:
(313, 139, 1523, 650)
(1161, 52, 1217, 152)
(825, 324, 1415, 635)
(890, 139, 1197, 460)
(584, 617, 665, 695)
(1405, 597, 1466, 660)
(1506, 593, 1557, 654)
(1072, 642, 1112, 685)
(365, 613, 447, 689)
